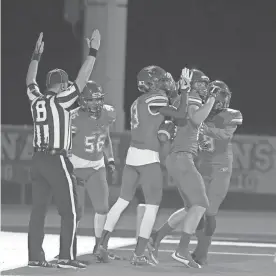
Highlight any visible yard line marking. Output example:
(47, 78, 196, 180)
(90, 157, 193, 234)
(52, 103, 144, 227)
(117, 248, 274, 257)
(161, 239, 276, 248)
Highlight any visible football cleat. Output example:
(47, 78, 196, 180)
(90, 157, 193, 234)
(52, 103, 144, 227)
(147, 236, 160, 265)
(171, 251, 202, 269)
(28, 261, 58, 268)
(130, 253, 156, 266)
(191, 252, 208, 266)
(95, 245, 110, 263)
(57, 259, 86, 269)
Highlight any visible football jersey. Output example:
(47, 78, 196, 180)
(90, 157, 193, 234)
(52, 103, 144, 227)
(171, 96, 203, 155)
(130, 92, 169, 152)
(71, 104, 116, 161)
(198, 108, 242, 165)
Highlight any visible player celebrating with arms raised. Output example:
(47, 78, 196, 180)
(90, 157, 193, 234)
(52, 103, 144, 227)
(148, 68, 217, 268)
(96, 65, 189, 266)
(192, 80, 242, 265)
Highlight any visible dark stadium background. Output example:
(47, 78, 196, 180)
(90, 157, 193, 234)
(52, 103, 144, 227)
(2, 0, 276, 134)
(1, 0, 276, 210)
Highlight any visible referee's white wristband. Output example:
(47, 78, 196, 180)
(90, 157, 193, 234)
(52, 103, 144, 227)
(108, 158, 115, 163)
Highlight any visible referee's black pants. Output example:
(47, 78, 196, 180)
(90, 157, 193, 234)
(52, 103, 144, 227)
(28, 152, 81, 261)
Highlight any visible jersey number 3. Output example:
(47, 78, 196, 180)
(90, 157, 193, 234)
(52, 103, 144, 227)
(130, 100, 139, 129)
(85, 134, 106, 153)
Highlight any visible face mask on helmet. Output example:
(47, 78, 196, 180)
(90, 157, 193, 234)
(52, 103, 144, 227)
(190, 69, 210, 101)
(213, 90, 231, 110)
(208, 80, 231, 111)
(192, 80, 209, 101)
(79, 82, 105, 118)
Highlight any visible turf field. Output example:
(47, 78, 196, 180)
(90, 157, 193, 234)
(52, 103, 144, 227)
(1, 232, 276, 276)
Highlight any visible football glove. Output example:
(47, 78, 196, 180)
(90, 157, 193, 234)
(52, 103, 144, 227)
(177, 67, 193, 94)
(107, 160, 116, 173)
(157, 120, 177, 142)
(208, 85, 221, 98)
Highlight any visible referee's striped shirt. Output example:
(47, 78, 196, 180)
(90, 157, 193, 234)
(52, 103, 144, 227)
(27, 83, 80, 151)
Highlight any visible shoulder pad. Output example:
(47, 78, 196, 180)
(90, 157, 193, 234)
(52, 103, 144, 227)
(104, 104, 116, 123)
(144, 93, 168, 106)
(224, 108, 243, 126)
(188, 96, 202, 107)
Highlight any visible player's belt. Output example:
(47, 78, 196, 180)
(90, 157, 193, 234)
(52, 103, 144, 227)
(34, 148, 69, 157)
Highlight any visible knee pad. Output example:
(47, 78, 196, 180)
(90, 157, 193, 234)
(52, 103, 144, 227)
(196, 215, 205, 231)
(205, 215, 216, 236)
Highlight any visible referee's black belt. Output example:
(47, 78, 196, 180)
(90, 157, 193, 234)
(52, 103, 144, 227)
(34, 148, 70, 157)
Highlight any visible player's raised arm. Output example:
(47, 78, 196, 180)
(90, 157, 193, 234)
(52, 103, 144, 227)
(159, 68, 191, 121)
(188, 86, 219, 125)
(26, 32, 44, 101)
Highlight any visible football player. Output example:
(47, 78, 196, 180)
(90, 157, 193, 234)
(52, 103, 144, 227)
(147, 69, 217, 269)
(192, 80, 242, 265)
(69, 80, 118, 259)
(96, 65, 189, 266)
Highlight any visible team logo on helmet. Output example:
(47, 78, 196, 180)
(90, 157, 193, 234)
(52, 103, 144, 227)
(137, 65, 176, 96)
(79, 80, 105, 118)
(208, 80, 232, 110)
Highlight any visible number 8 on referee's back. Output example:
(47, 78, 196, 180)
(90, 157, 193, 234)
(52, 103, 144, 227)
(35, 100, 47, 122)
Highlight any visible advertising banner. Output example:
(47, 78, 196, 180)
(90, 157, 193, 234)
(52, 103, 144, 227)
(1, 125, 276, 194)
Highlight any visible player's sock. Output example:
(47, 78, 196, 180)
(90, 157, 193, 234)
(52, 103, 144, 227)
(135, 236, 149, 256)
(152, 207, 187, 246)
(176, 232, 192, 255)
(94, 213, 107, 246)
(205, 215, 216, 237)
(100, 230, 112, 250)
(135, 204, 159, 256)
(100, 197, 129, 249)
(194, 231, 212, 260)
(194, 215, 216, 259)
(136, 204, 146, 239)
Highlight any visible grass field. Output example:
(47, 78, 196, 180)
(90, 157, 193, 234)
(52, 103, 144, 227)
(1, 231, 276, 276)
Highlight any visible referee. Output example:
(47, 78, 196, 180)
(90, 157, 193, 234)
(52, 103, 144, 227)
(26, 30, 101, 269)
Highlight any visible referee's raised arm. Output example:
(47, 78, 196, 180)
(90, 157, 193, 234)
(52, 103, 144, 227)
(54, 29, 101, 109)
(26, 32, 44, 101)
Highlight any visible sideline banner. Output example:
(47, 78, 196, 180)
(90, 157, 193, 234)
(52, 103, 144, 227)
(1, 125, 276, 194)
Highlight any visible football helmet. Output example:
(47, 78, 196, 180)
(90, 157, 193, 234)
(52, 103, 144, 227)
(208, 80, 232, 110)
(190, 69, 210, 101)
(137, 65, 176, 96)
(79, 80, 104, 118)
